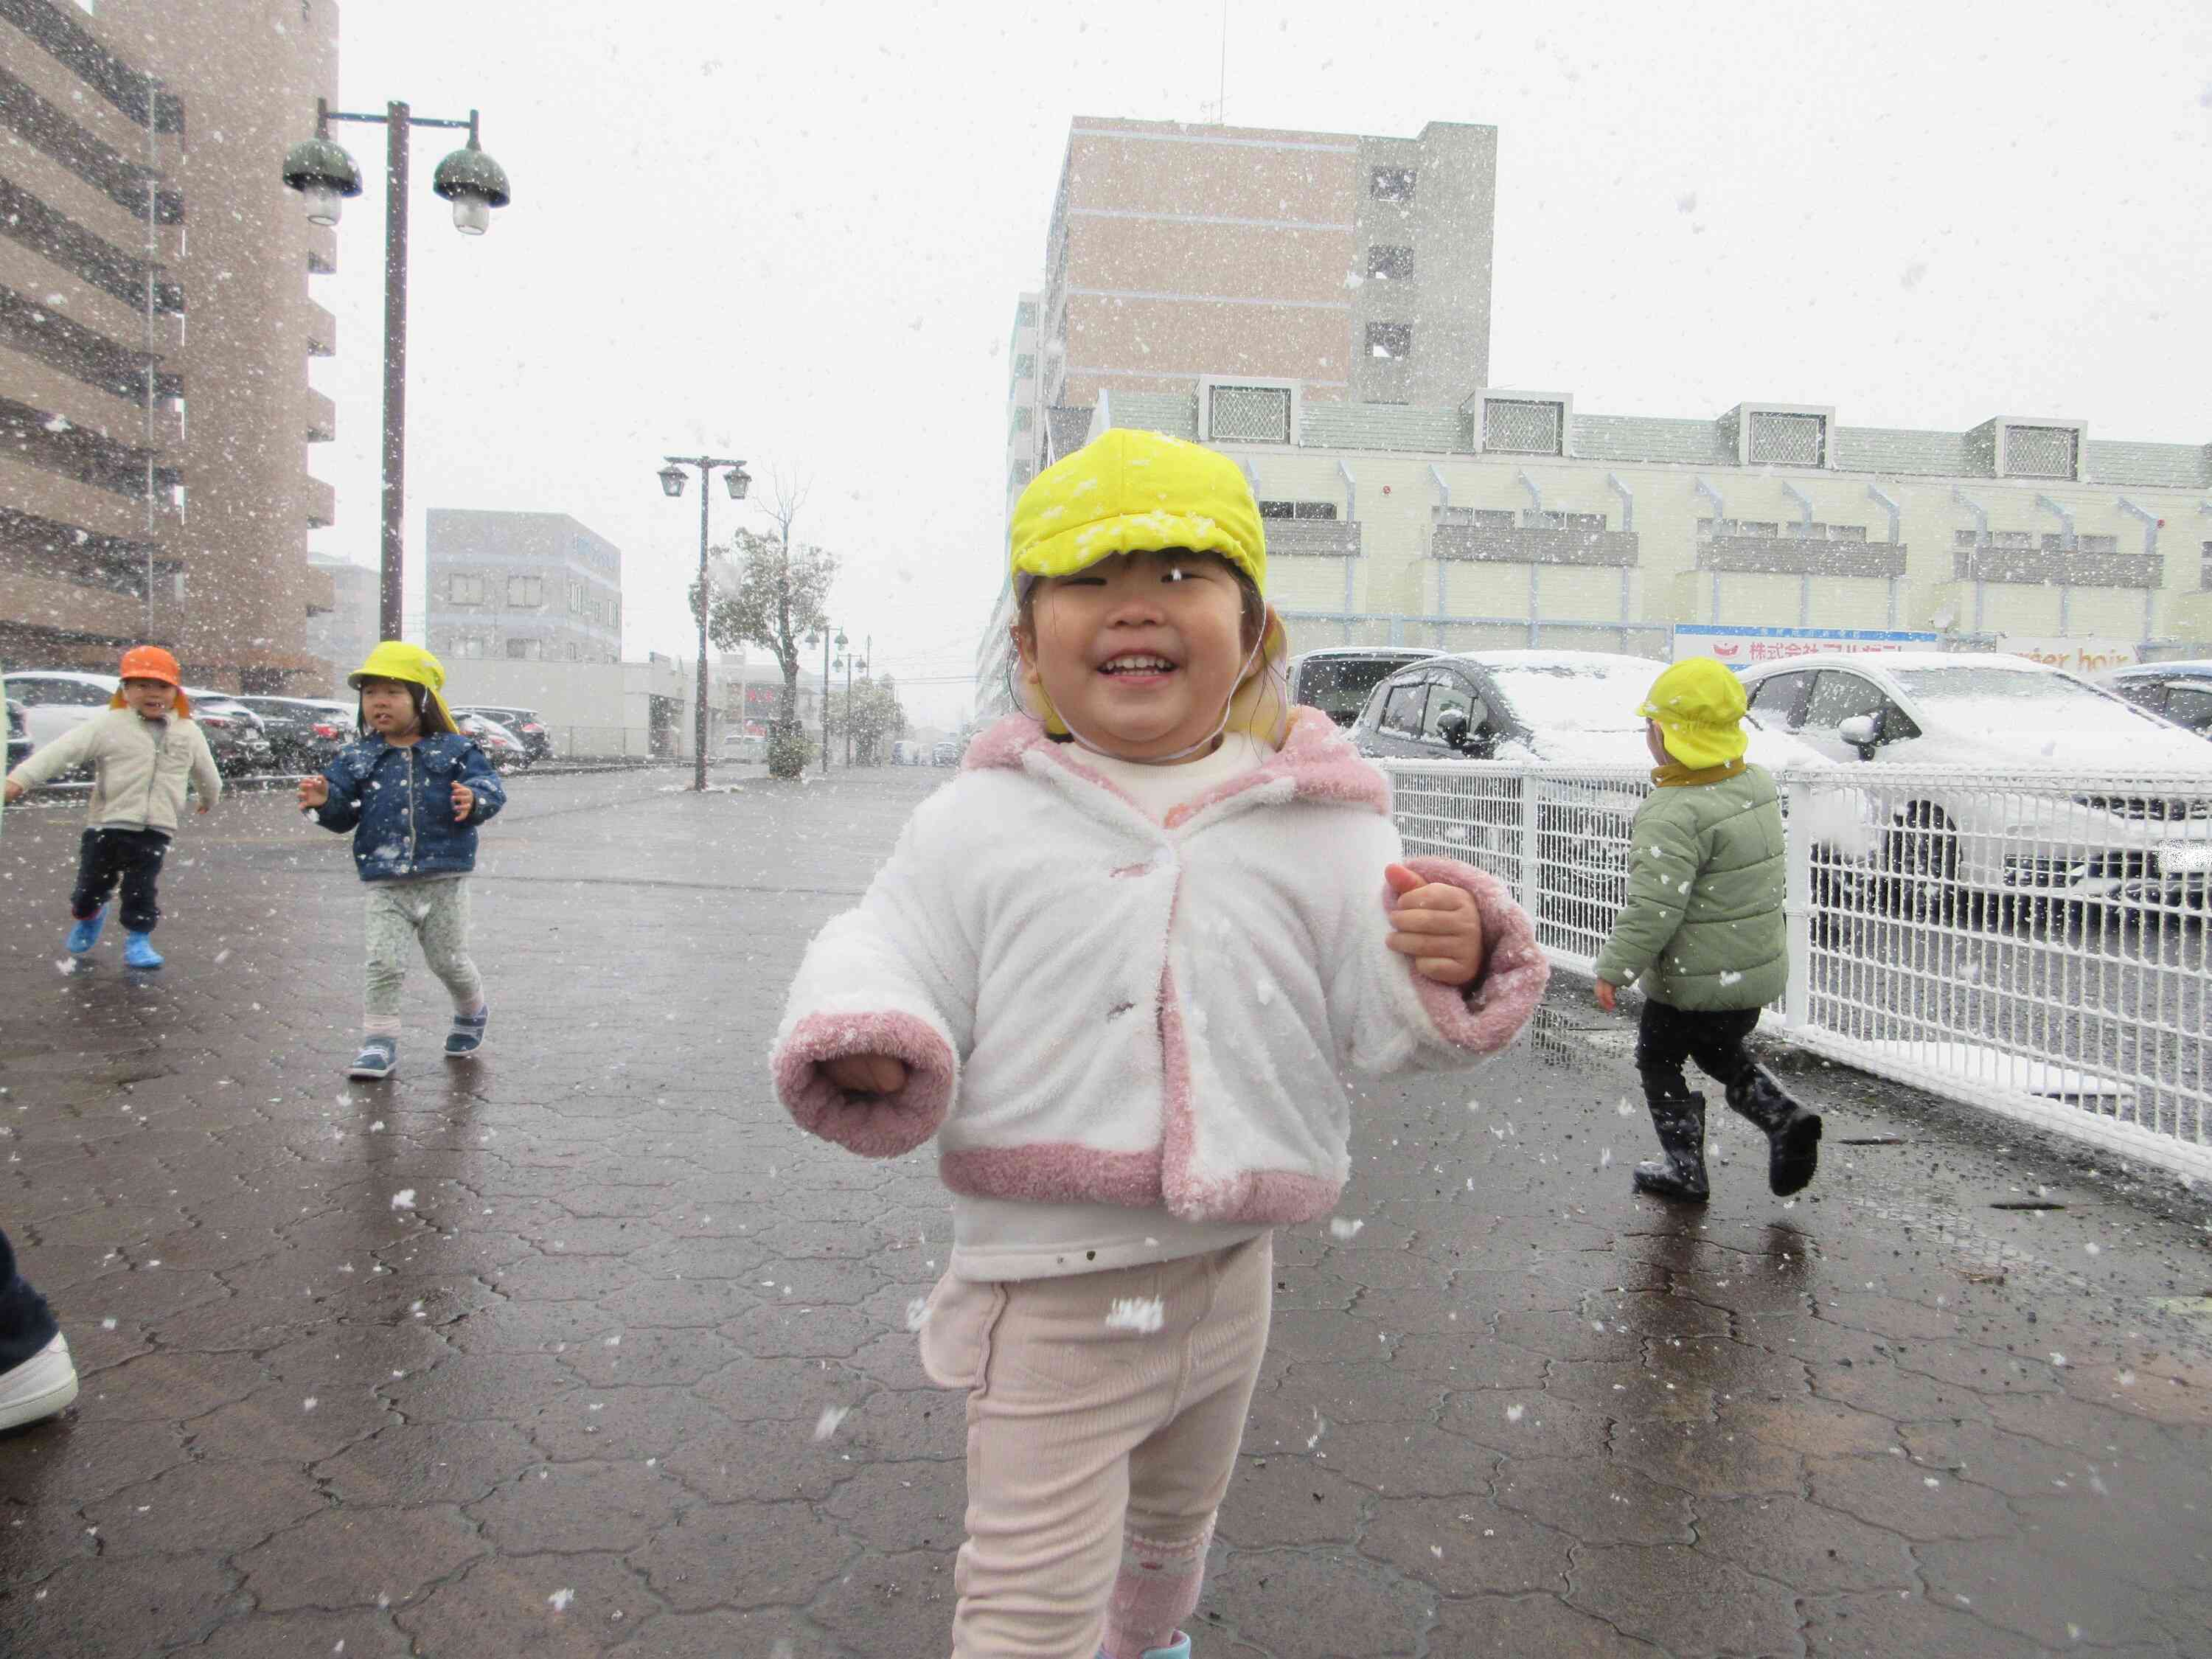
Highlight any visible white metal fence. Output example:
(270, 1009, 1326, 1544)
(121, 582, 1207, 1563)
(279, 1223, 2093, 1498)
(1387, 758, 2212, 1179)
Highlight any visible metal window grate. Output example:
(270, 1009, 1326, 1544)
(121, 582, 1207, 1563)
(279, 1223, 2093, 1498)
(1482, 399, 1564, 455)
(1747, 411, 1826, 467)
(1208, 384, 1292, 443)
(2005, 425, 2077, 479)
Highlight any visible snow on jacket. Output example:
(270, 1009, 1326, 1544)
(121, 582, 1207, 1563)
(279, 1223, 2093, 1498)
(1593, 758, 1787, 1010)
(311, 731, 505, 882)
(771, 709, 1550, 1226)
(5, 706, 220, 833)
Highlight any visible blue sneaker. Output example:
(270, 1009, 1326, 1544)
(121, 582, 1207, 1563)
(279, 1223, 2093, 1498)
(122, 931, 164, 970)
(445, 1004, 489, 1058)
(65, 909, 105, 955)
(348, 1037, 397, 1080)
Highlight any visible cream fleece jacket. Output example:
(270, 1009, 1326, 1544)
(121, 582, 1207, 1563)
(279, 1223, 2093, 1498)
(7, 707, 220, 833)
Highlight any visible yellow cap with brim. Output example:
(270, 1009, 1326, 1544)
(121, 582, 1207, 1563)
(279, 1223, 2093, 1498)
(1639, 657, 1749, 770)
(349, 640, 456, 732)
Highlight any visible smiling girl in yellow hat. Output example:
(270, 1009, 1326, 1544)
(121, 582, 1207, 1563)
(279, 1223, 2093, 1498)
(768, 428, 1551, 1659)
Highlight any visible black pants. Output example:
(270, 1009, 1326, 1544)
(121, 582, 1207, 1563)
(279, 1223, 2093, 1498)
(71, 827, 170, 933)
(1635, 1001, 1760, 1105)
(0, 1225, 60, 1370)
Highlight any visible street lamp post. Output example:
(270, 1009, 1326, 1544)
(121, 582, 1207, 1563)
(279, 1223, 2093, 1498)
(655, 457, 751, 792)
(282, 100, 512, 641)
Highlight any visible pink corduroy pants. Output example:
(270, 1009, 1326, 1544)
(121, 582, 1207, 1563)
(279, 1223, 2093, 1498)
(918, 1233, 1274, 1659)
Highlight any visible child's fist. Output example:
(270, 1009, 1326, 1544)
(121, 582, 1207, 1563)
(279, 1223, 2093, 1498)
(296, 775, 328, 810)
(1595, 980, 1618, 1013)
(451, 782, 473, 821)
(1383, 863, 1486, 987)
(824, 1054, 908, 1096)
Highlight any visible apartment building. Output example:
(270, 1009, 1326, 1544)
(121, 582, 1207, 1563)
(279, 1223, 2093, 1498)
(0, 0, 340, 686)
(425, 508, 624, 664)
(303, 553, 376, 693)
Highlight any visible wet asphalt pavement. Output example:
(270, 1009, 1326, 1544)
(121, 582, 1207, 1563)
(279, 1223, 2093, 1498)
(1, 768, 2208, 1657)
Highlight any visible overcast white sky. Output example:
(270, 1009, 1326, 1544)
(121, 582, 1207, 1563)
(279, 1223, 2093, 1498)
(307, 1, 2212, 728)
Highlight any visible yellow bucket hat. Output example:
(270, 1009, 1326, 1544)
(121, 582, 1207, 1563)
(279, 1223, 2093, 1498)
(348, 640, 458, 734)
(1007, 428, 1290, 748)
(1639, 658, 1748, 769)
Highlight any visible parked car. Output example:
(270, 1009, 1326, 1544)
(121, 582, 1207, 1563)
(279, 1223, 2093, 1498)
(890, 739, 925, 766)
(2100, 661, 2212, 740)
(231, 695, 353, 772)
(456, 712, 529, 772)
(6, 697, 29, 772)
(4, 669, 120, 753)
(452, 704, 553, 764)
(1738, 651, 2212, 911)
(720, 731, 768, 763)
(1287, 646, 1441, 727)
(183, 689, 277, 777)
(932, 740, 962, 767)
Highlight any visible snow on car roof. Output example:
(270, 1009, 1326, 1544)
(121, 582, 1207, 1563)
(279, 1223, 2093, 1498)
(1743, 650, 2059, 676)
(1444, 649, 1660, 672)
(8, 669, 119, 686)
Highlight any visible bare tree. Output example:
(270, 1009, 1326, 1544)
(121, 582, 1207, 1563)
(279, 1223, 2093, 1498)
(689, 471, 833, 776)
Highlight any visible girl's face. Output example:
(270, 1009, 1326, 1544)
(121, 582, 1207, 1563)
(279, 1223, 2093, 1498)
(359, 679, 421, 737)
(121, 677, 177, 718)
(1017, 549, 1253, 762)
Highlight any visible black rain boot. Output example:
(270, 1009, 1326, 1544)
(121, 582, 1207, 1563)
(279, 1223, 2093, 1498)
(1632, 1093, 1710, 1203)
(1725, 1068, 1823, 1197)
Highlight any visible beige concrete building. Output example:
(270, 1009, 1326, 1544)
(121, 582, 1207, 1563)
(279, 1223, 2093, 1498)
(1037, 116, 1498, 424)
(1, 0, 337, 687)
(976, 389, 2212, 716)
(425, 509, 624, 665)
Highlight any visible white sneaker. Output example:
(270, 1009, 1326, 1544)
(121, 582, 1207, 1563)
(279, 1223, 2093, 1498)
(0, 1335, 80, 1431)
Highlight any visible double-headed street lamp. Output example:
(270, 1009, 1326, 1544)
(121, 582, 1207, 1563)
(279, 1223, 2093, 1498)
(282, 100, 512, 641)
(656, 457, 751, 792)
(804, 626, 844, 776)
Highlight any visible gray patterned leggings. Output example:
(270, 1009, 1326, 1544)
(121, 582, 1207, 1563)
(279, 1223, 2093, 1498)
(363, 880, 482, 1035)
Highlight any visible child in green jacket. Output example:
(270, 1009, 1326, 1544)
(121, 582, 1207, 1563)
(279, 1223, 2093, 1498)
(1593, 658, 1820, 1202)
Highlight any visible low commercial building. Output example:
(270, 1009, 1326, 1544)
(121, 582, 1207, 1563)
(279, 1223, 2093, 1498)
(976, 389, 2212, 717)
(425, 509, 624, 666)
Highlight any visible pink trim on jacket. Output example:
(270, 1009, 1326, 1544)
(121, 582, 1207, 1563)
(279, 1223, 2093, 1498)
(1394, 856, 1552, 1054)
(963, 707, 1390, 824)
(773, 1010, 956, 1158)
(940, 1143, 1163, 1207)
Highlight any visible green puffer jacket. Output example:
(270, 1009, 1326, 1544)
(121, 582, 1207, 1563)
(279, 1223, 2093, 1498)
(1593, 759, 1787, 1011)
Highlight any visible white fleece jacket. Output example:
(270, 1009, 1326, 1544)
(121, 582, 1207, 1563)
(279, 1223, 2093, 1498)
(771, 709, 1549, 1228)
(7, 707, 220, 833)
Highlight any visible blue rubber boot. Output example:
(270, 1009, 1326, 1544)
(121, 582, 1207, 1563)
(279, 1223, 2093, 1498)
(65, 909, 105, 955)
(122, 931, 164, 970)
(1101, 1636, 1192, 1659)
(445, 1004, 489, 1057)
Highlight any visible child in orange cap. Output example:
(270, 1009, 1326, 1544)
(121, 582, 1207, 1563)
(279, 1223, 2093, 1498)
(4, 646, 220, 970)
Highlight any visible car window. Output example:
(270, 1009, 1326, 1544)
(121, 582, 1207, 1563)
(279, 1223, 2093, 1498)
(2163, 685, 2212, 734)
(1745, 670, 1815, 730)
(1805, 671, 1917, 740)
(1419, 679, 1480, 744)
(2109, 680, 2166, 713)
(1378, 679, 1430, 739)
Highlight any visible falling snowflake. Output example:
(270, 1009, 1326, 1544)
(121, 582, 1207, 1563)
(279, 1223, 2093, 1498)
(389, 1189, 416, 1210)
(1599, 1148, 1613, 1168)
(813, 1405, 852, 1441)
(904, 1297, 931, 1331)
(1616, 1098, 1635, 1116)
(548, 1587, 575, 1613)
(1105, 1297, 1166, 1334)
(302, 1397, 318, 1411)
(1505, 1404, 1526, 1423)
(1329, 1218, 1365, 1240)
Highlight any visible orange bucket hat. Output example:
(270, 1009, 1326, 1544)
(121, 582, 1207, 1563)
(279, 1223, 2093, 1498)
(111, 645, 190, 716)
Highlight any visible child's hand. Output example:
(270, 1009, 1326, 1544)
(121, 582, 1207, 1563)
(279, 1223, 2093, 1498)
(3, 778, 23, 804)
(1595, 980, 1618, 1013)
(451, 782, 474, 821)
(824, 1054, 908, 1096)
(296, 775, 327, 810)
(1384, 863, 1486, 987)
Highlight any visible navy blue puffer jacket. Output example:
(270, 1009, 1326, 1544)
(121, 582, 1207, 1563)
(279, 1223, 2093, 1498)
(313, 732, 506, 882)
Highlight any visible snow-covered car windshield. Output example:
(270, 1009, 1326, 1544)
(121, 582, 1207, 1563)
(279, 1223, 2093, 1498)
(1891, 667, 2104, 703)
(1486, 663, 1652, 733)
(1890, 667, 2152, 735)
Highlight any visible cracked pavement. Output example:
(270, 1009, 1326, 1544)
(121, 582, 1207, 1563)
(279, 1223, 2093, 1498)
(2, 768, 2209, 1656)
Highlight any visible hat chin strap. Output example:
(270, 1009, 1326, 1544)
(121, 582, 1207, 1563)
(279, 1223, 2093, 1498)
(1053, 630, 1267, 768)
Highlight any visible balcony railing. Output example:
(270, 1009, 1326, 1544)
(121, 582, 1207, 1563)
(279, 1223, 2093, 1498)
(1698, 535, 1906, 580)
(1430, 524, 1639, 568)
(1265, 518, 1362, 558)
